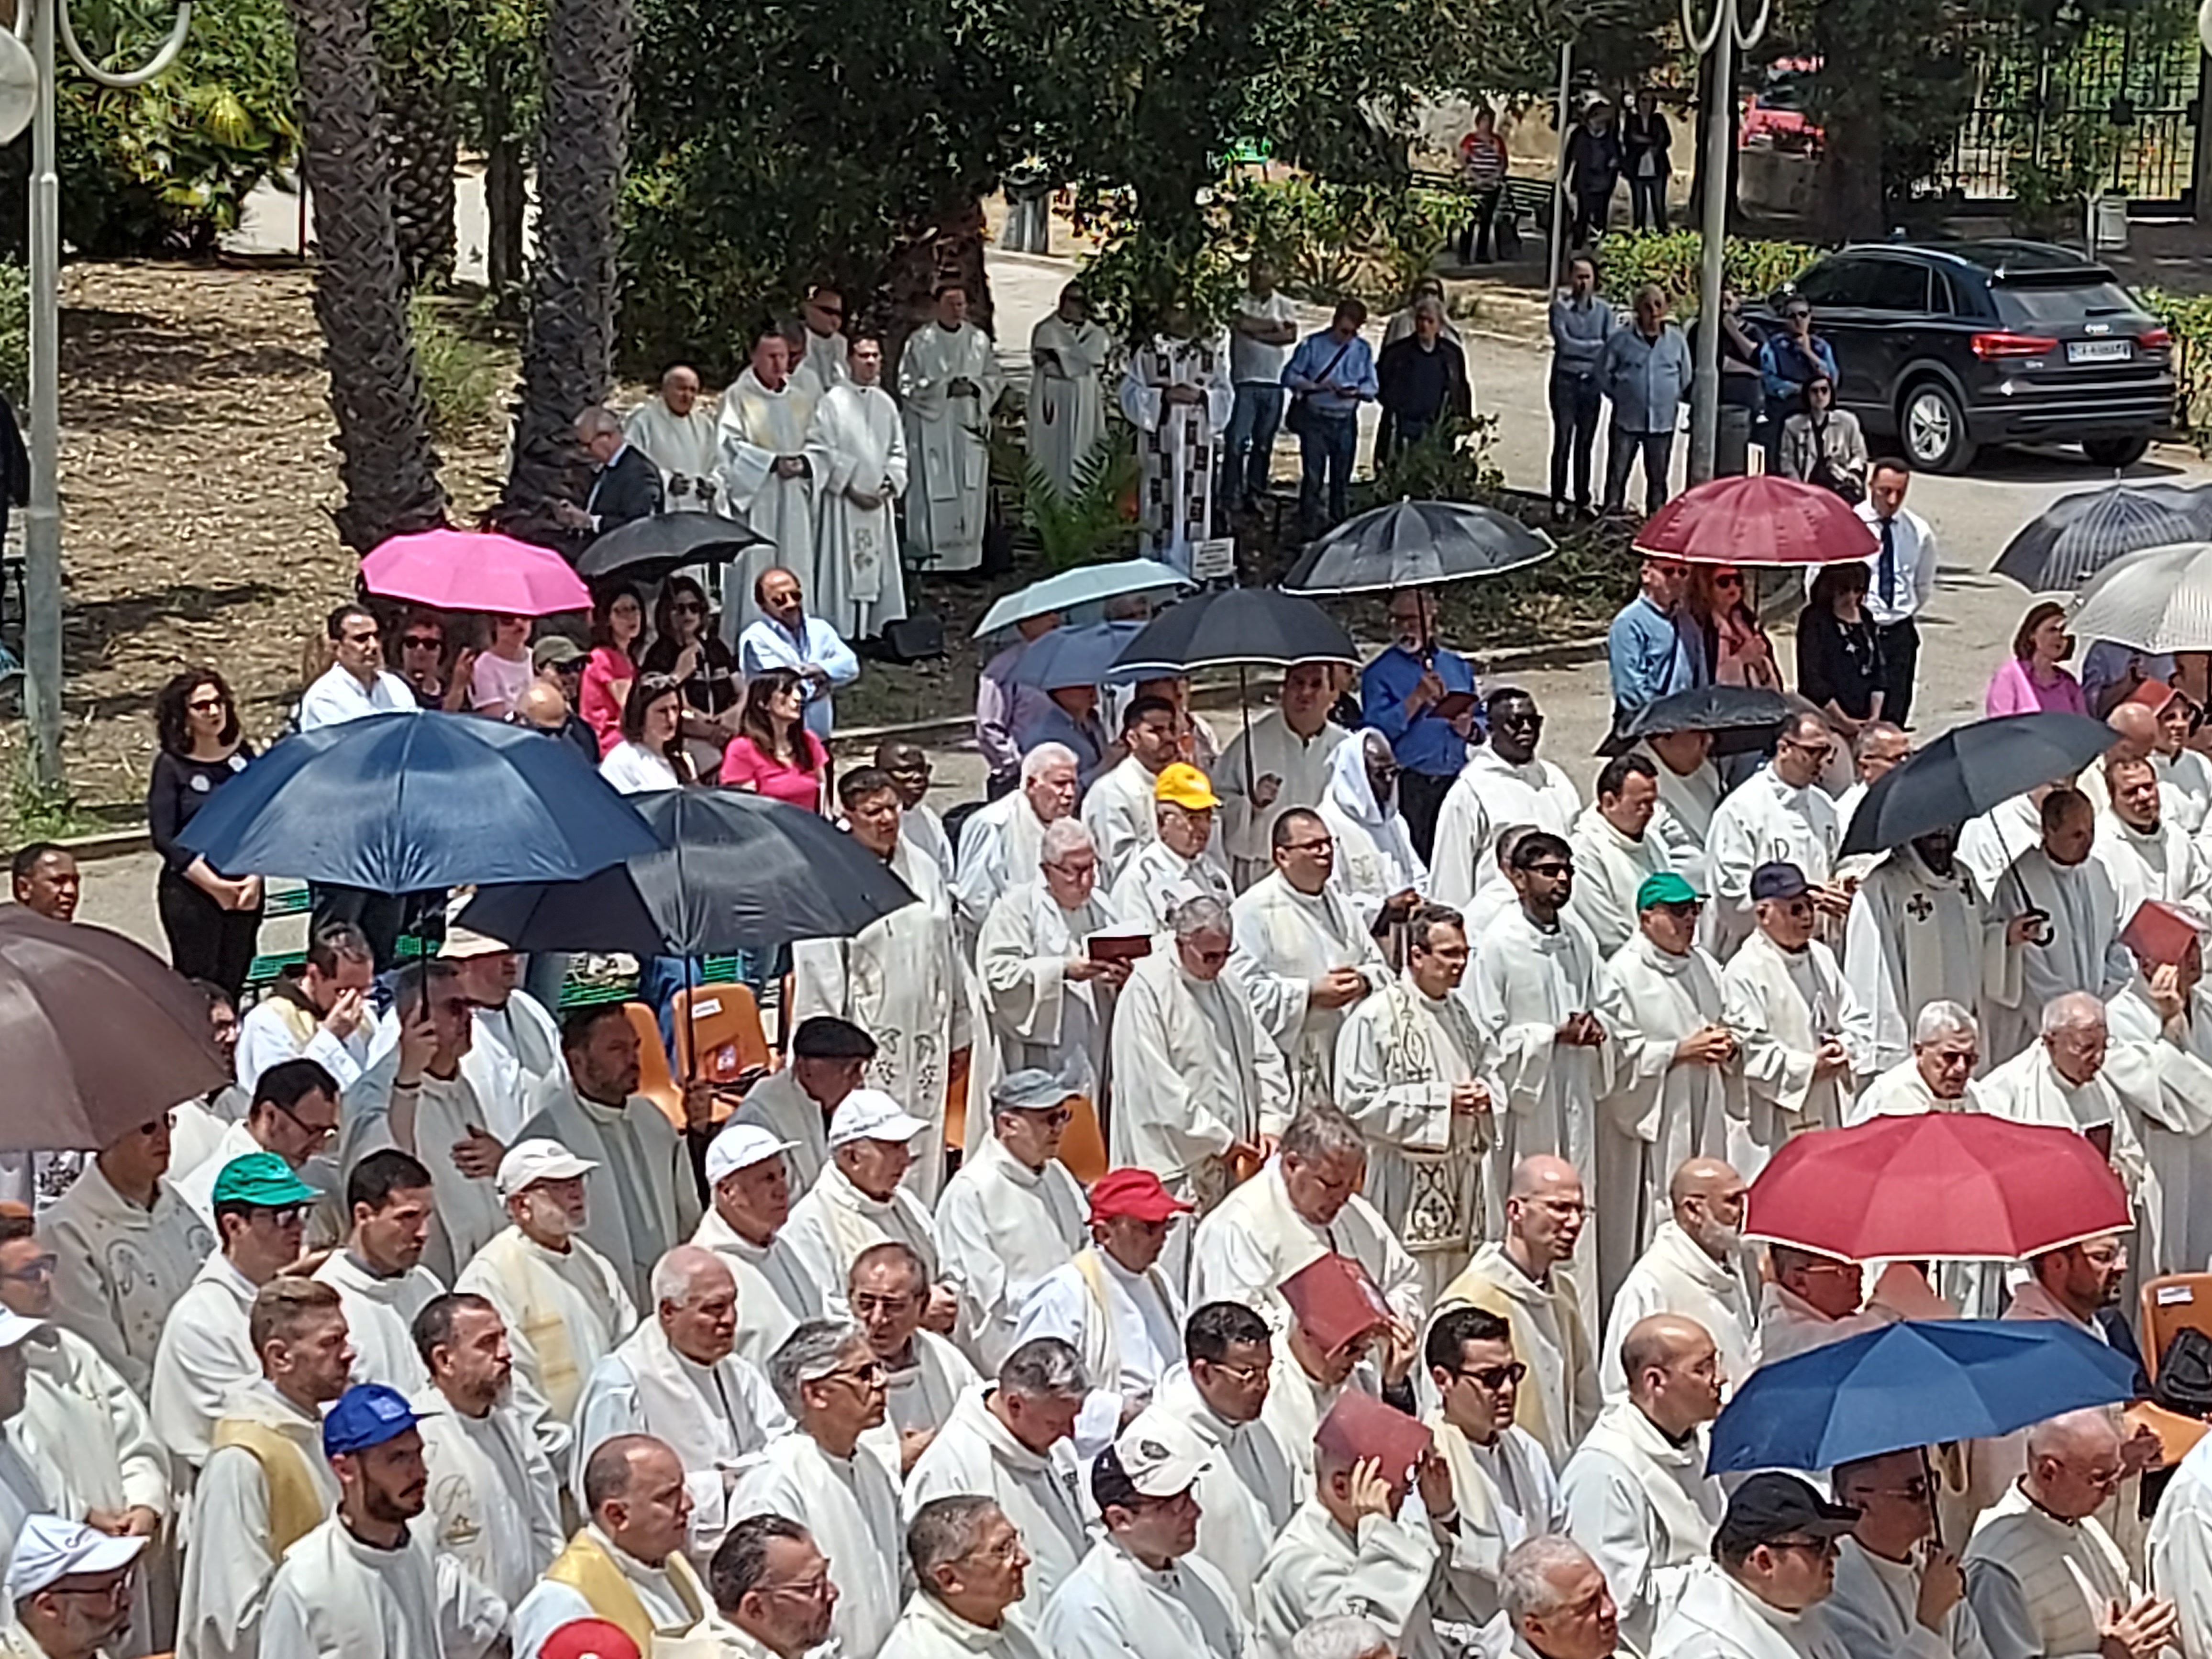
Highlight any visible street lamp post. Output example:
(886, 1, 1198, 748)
(1683, 0, 1770, 485)
(14, 0, 192, 789)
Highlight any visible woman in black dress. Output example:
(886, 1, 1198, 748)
(147, 666, 264, 996)
(641, 574, 742, 779)
(1795, 561, 1887, 744)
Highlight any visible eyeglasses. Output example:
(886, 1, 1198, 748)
(1857, 1477, 1933, 1502)
(1450, 1360, 1528, 1389)
(819, 1360, 887, 1387)
(848, 1293, 916, 1318)
(1281, 838, 1334, 856)
(402, 634, 442, 651)
(756, 1573, 834, 1602)
(1768, 1536, 1841, 1559)
(187, 695, 225, 712)
(0, 1254, 55, 1284)
(48, 1577, 130, 1606)
(1200, 1359, 1267, 1383)
(278, 1102, 338, 1147)
(1015, 1106, 1074, 1128)
(1525, 862, 1571, 878)
(1712, 575, 1743, 590)
(1655, 900, 1704, 919)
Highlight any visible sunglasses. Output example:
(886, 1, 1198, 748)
(402, 634, 442, 651)
(670, 600, 704, 615)
(1713, 575, 1743, 589)
(1453, 1360, 1528, 1389)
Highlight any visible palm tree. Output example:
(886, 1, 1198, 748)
(498, 0, 635, 532)
(286, 0, 448, 548)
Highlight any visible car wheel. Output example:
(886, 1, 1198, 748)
(2083, 436, 2151, 468)
(1900, 380, 1976, 474)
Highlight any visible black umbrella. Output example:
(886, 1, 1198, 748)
(456, 788, 916, 957)
(1991, 483, 2212, 593)
(1839, 713, 2116, 857)
(1599, 683, 1795, 757)
(1280, 499, 1554, 596)
(1106, 587, 1358, 679)
(575, 513, 770, 584)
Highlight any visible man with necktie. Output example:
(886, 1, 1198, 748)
(1852, 458, 1938, 729)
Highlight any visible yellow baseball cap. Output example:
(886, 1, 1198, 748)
(1154, 762, 1220, 811)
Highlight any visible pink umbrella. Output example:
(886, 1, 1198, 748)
(1632, 475, 1879, 567)
(360, 528, 592, 616)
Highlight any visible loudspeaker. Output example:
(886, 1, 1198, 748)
(877, 614, 947, 664)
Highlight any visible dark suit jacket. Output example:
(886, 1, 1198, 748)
(1375, 334, 1473, 461)
(588, 444, 664, 532)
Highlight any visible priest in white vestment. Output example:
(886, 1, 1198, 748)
(1958, 790, 2046, 900)
(453, 1141, 640, 1481)
(977, 818, 1127, 1108)
(1335, 902, 1497, 1303)
(1232, 808, 1392, 1107)
(1980, 995, 2146, 1194)
(1604, 877, 1743, 1302)
(729, 1017, 872, 1196)
(311, 1150, 445, 1394)
(795, 287, 851, 393)
(1085, 697, 1223, 884)
(1118, 320, 1233, 573)
(1828, 1449, 1996, 1659)
(849, 1241, 982, 1477)
(1986, 788, 2134, 1062)
(1708, 715, 1850, 958)
(2148, 1420, 2212, 1659)
(1570, 756, 1680, 955)
(792, 772, 969, 1198)
(692, 1123, 827, 1369)
(2101, 901, 2212, 1278)
(717, 329, 821, 631)
(1028, 284, 1114, 502)
(1258, 1261, 1392, 1502)
(1638, 730, 1725, 897)
(1648, 1473, 1859, 1659)
(1217, 664, 1349, 889)
(1754, 1246, 1903, 1371)
(807, 337, 909, 642)
(1722, 863, 1857, 1176)
(625, 365, 723, 514)
(510, 1436, 711, 1656)
(1431, 691, 1582, 909)
(1320, 731, 1428, 930)
(2096, 754, 2212, 927)
(1599, 1160, 1759, 1403)
(888, 1493, 1054, 1659)
(1560, 1316, 1728, 1657)
(448, 942, 565, 1147)
(900, 283, 1004, 575)
(1108, 768, 1236, 935)
(8, 1517, 155, 1659)
(934, 1070, 1087, 1372)
(1847, 1002, 1988, 1126)
(780, 1094, 951, 1330)
(954, 743, 1081, 943)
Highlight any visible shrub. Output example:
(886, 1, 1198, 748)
(1593, 230, 1823, 313)
(407, 296, 508, 443)
(0, 263, 26, 406)
(2144, 287, 2212, 453)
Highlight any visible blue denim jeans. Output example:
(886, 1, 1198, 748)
(1297, 412, 1358, 532)
(1221, 384, 1286, 511)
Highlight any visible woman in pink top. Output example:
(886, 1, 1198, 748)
(1985, 600, 2087, 717)
(579, 582, 645, 755)
(720, 668, 829, 810)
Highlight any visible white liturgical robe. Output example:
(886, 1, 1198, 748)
(313, 1251, 442, 1394)
(464, 989, 565, 1147)
(1986, 846, 2134, 1063)
(1108, 838, 1234, 937)
(1039, 1533, 1250, 1659)
(715, 368, 818, 631)
(1847, 1060, 1985, 1127)
(727, 1069, 832, 1196)
(624, 392, 722, 512)
(2149, 1429, 2212, 1659)
(1570, 806, 1680, 957)
(412, 1385, 564, 1608)
(344, 1049, 507, 1283)
(1977, 1042, 2143, 1194)
(2095, 810, 2212, 928)
(1253, 1497, 1442, 1659)
(934, 1131, 1086, 1372)
(782, 1164, 942, 1322)
(1650, 1558, 1852, 1659)
(1597, 1220, 1759, 1403)
(905, 1387, 1090, 1620)
(1190, 1157, 1427, 1335)
(900, 320, 1003, 574)
(953, 791, 1057, 941)
(1826, 1535, 1996, 1659)
(809, 380, 910, 641)
(519, 1078, 701, 1306)
(46, 1163, 214, 1394)
(1754, 1281, 1896, 1371)
(1124, 1367, 1299, 1615)
(1964, 1479, 2138, 1659)
(885, 1589, 1052, 1659)
(1217, 711, 1349, 889)
(2102, 973, 2212, 1277)
(1721, 929, 1853, 1175)
(1430, 749, 1582, 910)
(1118, 333, 1233, 572)
(1708, 766, 1843, 958)
(1427, 1415, 1564, 1635)
(15, 1326, 165, 1530)
(1435, 1244, 1601, 1471)
(975, 877, 1122, 1108)
(259, 1515, 508, 1659)
(150, 1250, 259, 1470)
(1642, 749, 1725, 896)
(732, 1432, 906, 1659)
(1958, 795, 2045, 899)
(1231, 871, 1391, 1107)
(1559, 1401, 1728, 1657)
(690, 1205, 824, 1370)
(1319, 738, 1428, 928)
(1014, 1247, 1184, 1446)
(1841, 847, 2018, 1077)
(862, 1328, 979, 1475)
(1028, 312, 1114, 502)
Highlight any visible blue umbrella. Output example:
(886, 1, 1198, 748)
(1707, 1319, 2137, 1475)
(178, 712, 664, 891)
(1008, 621, 1144, 690)
(976, 559, 1195, 637)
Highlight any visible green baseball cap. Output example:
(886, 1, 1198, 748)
(210, 1150, 319, 1210)
(1636, 871, 1703, 910)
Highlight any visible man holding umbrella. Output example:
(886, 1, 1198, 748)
(1360, 587, 1477, 861)
(1215, 661, 1347, 892)
(1709, 711, 1848, 959)
(1826, 1449, 1987, 1659)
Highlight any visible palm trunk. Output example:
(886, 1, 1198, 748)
(286, 0, 447, 550)
(498, 0, 636, 533)
(385, 80, 458, 289)
(483, 49, 528, 315)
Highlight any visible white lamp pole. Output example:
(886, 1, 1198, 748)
(14, 0, 192, 788)
(1683, 0, 1770, 484)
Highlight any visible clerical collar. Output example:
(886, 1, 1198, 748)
(345, 1249, 399, 1283)
(2017, 1479, 2081, 1528)
(1520, 905, 1563, 937)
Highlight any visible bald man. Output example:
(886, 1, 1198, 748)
(1964, 1408, 2175, 1659)
(1432, 1156, 1600, 1468)
(625, 365, 722, 513)
(1599, 1159, 1758, 1401)
(1560, 1314, 1727, 1656)
(573, 1246, 793, 1555)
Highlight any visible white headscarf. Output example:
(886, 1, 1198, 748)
(1327, 731, 1427, 897)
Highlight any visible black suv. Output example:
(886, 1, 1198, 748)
(1749, 239, 2176, 474)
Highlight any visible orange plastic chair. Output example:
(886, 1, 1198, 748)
(1057, 1093, 1109, 1184)
(2141, 1272, 2212, 1379)
(622, 1001, 684, 1128)
(944, 1049, 972, 1152)
(671, 984, 772, 1106)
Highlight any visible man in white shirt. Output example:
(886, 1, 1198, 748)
(1849, 999, 1985, 1124)
(1835, 722, 1912, 854)
(233, 925, 373, 1093)
(976, 818, 1127, 1109)
(1028, 280, 1114, 505)
(688, 1514, 838, 1659)
(1086, 696, 1209, 884)
(449, 936, 567, 1145)
(780, 1091, 953, 1327)
(1221, 257, 1300, 516)
(2104, 898, 2212, 1278)
(885, 1494, 1050, 1659)
(1722, 862, 1855, 1175)
(1570, 754, 1678, 956)
(809, 336, 911, 643)
(737, 566, 859, 742)
(1600, 1158, 1759, 1402)
(312, 1149, 445, 1393)
(1828, 1448, 1990, 1659)
(851, 1240, 980, 1477)
(690, 1122, 824, 1369)
(900, 282, 1005, 575)
(175, 1056, 345, 1242)
(1708, 712, 1849, 958)
(1501, 1536, 1627, 1659)
(1756, 1244, 1894, 1369)
(1110, 764, 1237, 934)
(727, 1015, 873, 1195)
(1649, 1471, 1858, 1659)
(298, 601, 421, 731)
(1855, 459, 1939, 728)
(1217, 662, 1349, 888)
(1986, 787, 2133, 1063)
(2096, 753, 2212, 925)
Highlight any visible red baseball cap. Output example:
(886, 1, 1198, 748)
(1089, 1167, 1193, 1225)
(539, 1620, 641, 1659)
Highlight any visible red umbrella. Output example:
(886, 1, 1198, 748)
(1633, 475, 1879, 567)
(1742, 1113, 2130, 1261)
(361, 527, 591, 616)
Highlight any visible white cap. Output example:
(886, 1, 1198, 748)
(1112, 1416, 1210, 1497)
(0, 1309, 45, 1351)
(704, 1122, 796, 1186)
(7, 1515, 146, 1601)
(496, 1138, 598, 1199)
(827, 1089, 930, 1149)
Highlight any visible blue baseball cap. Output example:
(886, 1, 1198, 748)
(323, 1383, 421, 1457)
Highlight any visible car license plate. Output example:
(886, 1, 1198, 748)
(2068, 339, 2131, 364)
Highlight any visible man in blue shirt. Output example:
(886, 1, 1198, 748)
(1598, 285, 1693, 517)
(1283, 299, 1379, 537)
(1758, 297, 1838, 466)
(1359, 585, 1476, 861)
(1606, 554, 1708, 726)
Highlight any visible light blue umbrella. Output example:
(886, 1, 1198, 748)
(1008, 621, 1144, 690)
(976, 559, 1194, 637)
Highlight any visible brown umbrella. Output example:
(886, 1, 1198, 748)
(0, 911, 225, 1151)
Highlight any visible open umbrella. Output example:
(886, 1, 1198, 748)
(2064, 541, 2212, 654)
(1280, 500, 1554, 595)
(1742, 1112, 2131, 1262)
(1707, 1319, 2137, 1475)
(975, 559, 1194, 637)
(1008, 621, 1144, 690)
(1633, 475, 1879, 567)
(1599, 683, 1794, 758)
(178, 712, 663, 890)
(1993, 483, 2212, 593)
(456, 789, 915, 957)
(361, 528, 591, 616)
(1838, 711, 2114, 856)
(1106, 587, 1358, 680)
(575, 513, 770, 585)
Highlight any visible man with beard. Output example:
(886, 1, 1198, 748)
(1432, 689, 1582, 910)
(4, 1515, 151, 1659)
(260, 1383, 509, 1659)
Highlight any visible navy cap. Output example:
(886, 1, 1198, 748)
(323, 1382, 422, 1457)
(1749, 861, 1811, 901)
(1715, 1472, 1859, 1555)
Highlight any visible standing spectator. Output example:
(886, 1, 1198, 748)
(1795, 563, 1886, 743)
(1381, 277, 1461, 348)
(1548, 254, 1615, 520)
(641, 575, 741, 778)
(300, 602, 421, 730)
(470, 612, 536, 720)
(1688, 288, 1764, 476)
(1758, 298, 1838, 465)
(148, 667, 263, 997)
(1621, 91, 1672, 231)
(739, 566, 859, 743)
(1376, 299, 1473, 464)
(1221, 260, 1301, 519)
(580, 583, 645, 757)
(1457, 107, 1512, 264)
(721, 669, 832, 812)
(1283, 300, 1379, 538)
(556, 407, 664, 538)
(1696, 568, 1782, 692)
(1777, 376, 1868, 499)
(1607, 556, 1708, 724)
(393, 610, 468, 710)
(1563, 99, 1624, 244)
(1986, 601, 2088, 718)
(1856, 459, 1937, 728)
(1359, 586, 1477, 861)
(599, 673, 697, 795)
(1599, 286, 1693, 518)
